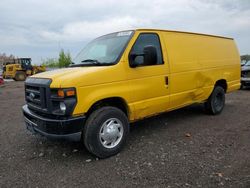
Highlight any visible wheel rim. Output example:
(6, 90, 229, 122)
(99, 118, 124, 149)
(214, 92, 224, 111)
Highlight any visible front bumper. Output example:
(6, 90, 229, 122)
(22, 105, 86, 141)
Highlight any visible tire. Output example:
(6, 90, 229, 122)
(240, 83, 244, 90)
(14, 71, 26, 81)
(204, 86, 225, 115)
(83, 106, 129, 158)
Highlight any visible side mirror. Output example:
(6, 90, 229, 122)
(143, 45, 157, 66)
(129, 53, 144, 68)
(129, 45, 157, 67)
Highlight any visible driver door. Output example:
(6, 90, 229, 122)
(127, 33, 170, 120)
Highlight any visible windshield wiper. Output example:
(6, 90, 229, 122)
(81, 59, 100, 63)
(81, 59, 110, 65)
(70, 59, 114, 67)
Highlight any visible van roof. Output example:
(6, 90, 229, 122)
(135, 28, 233, 40)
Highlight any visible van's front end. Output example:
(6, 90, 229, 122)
(23, 76, 85, 141)
(22, 31, 134, 155)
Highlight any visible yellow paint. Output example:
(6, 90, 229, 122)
(32, 29, 240, 121)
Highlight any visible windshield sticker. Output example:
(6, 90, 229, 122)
(117, 31, 132, 37)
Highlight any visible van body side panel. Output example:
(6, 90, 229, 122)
(162, 31, 240, 110)
(197, 37, 241, 93)
(162, 32, 203, 109)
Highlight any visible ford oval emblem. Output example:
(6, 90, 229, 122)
(29, 92, 35, 101)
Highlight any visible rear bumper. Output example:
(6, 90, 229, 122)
(22, 105, 86, 141)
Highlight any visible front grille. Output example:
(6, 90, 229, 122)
(25, 78, 52, 113)
(241, 71, 250, 78)
(24, 78, 76, 117)
(26, 85, 46, 109)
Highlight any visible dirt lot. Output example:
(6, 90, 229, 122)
(0, 81, 249, 188)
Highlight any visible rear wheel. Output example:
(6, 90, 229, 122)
(14, 71, 26, 81)
(204, 86, 225, 115)
(83, 106, 129, 158)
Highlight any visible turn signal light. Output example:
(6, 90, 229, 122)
(66, 90, 75, 97)
(57, 88, 76, 97)
(57, 89, 64, 97)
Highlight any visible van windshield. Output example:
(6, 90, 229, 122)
(72, 31, 134, 66)
(245, 61, 250, 66)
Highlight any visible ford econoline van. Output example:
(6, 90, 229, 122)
(23, 29, 240, 158)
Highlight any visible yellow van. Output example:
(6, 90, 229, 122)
(23, 29, 240, 158)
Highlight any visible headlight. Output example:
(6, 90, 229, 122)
(51, 88, 77, 116)
(60, 102, 66, 112)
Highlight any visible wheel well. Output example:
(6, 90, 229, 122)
(215, 79, 227, 92)
(87, 97, 129, 117)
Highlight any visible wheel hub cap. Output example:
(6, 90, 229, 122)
(99, 118, 124, 149)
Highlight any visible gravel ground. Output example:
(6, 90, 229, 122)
(0, 81, 250, 188)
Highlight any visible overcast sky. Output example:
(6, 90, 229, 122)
(0, 0, 249, 64)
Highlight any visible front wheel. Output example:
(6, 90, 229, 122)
(204, 86, 225, 115)
(83, 106, 129, 158)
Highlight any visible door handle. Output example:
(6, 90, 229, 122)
(165, 76, 169, 85)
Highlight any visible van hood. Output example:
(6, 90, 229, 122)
(32, 66, 122, 88)
(242, 65, 250, 71)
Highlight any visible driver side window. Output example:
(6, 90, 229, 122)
(130, 33, 163, 66)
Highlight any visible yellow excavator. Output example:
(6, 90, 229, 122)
(2, 58, 46, 81)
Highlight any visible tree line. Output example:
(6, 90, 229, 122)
(0, 53, 15, 63)
(0, 50, 72, 68)
(41, 49, 72, 68)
